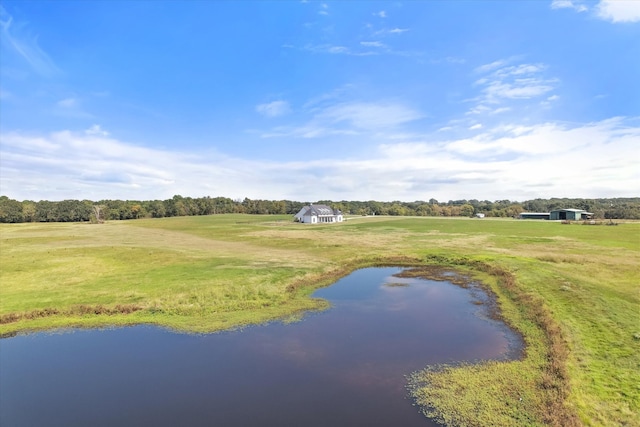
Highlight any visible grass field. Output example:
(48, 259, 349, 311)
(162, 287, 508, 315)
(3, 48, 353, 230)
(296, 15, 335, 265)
(1, 215, 638, 426)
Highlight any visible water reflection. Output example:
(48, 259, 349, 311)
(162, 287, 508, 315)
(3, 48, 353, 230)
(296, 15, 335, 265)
(0, 267, 522, 427)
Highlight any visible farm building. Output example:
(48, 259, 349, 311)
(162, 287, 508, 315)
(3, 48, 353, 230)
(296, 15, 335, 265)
(519, 208, 594, 220)
(294, 204, 343, 224)
(519, 212, 551, 220)
(549, 208, 593, 221)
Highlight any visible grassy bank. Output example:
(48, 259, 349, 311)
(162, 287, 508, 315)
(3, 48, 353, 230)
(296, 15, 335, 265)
(1, 215, 638, 425)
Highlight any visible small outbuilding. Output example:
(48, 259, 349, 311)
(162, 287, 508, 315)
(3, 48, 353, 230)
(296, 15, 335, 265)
(294, 204, 343, 224)
(519, 212, 551, 220)
(549, 208, 593, 221)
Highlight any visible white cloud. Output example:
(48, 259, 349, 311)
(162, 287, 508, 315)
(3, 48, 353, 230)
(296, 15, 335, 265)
(550, 0, 588, 12)
(360, 41, 386, 48)
(484, 80, 556, 100)
(374, 27, 410, 37)
(491, 107, 511, 115)
(375, 11, 387, 18)
(2, 118, 637, 202)
(256, 100, 291, 118)
(551, 0, 640, 23)
(596, 0, 640, 22)
(327, 45, 349, 54)
(475, 59, 510, 74)
(469, 124, 483, 130)
(467, 104, 491, 115)
(470, 60, 558, 113)
(85, 125, 109, 136)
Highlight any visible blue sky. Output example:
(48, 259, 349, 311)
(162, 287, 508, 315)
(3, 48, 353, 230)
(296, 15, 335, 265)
(1, 0, 638, 202)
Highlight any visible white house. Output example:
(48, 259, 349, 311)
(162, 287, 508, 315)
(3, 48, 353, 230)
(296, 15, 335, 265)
(294, 204, 343, 224)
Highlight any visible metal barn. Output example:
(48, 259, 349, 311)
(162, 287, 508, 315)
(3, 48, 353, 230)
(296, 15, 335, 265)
(549, 209, 593, 221)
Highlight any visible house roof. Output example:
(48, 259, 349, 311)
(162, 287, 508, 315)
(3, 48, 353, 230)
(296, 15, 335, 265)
(303, 204, 342, 216)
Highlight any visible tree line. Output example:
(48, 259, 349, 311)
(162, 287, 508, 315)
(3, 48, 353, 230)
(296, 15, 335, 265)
(0, 195, 639, 223)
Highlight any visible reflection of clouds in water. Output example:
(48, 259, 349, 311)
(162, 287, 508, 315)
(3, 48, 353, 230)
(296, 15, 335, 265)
(380, 279, 450, 312)
(248, 331, 331, 368)
(279, 335, 329, 365)
(338, 360, 420, 393)
(341, 361, 394, 388)
(242, 269, 517, 391)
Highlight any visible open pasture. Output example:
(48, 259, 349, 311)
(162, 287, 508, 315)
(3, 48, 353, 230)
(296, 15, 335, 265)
(1, 215, 638, 426)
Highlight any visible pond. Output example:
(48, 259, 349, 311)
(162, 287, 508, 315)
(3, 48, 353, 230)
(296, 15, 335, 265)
(0, 267, 522, 427)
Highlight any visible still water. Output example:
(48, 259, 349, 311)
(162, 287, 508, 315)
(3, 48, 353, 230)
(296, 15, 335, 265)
(0, 267, 522, 426)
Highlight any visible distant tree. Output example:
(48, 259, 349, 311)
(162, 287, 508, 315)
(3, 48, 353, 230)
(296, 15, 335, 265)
(35, 200, 58, 222)
(147, 200, 166, 218)
(459, 204, 475, 217)
(22, 201, 36, 222)
(56, 200, 91, 222)
(0, 196, 24, 223)
(388, 203, 406, 216)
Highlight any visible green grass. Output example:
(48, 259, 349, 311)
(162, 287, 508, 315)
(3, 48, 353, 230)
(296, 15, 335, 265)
(1, 215, 638, 426)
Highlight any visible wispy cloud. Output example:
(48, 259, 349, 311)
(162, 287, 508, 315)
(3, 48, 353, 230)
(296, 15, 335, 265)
(0, 5, 61, 77)
(471, 60, 558, 112)
(360, 41, 386, 48)
(467, 105, 511, 115)
(256, 100, 292, 118)
(2, 118, 637, 201)
(258, 96, 423, 140)
(373, 27, 410, 37)
(57, 98, 78, 109)
(474, 58, 513, 74)
(374, 11, 387, 18)
(550, 0, 588, 13)
(85, 124, 109, 136)
(302, 84, 355, 111)
(303, 42, 421, 58)
(303, 44, 378, 56)
(317, 101, 423, 129)
(54, 97, 93, 119)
